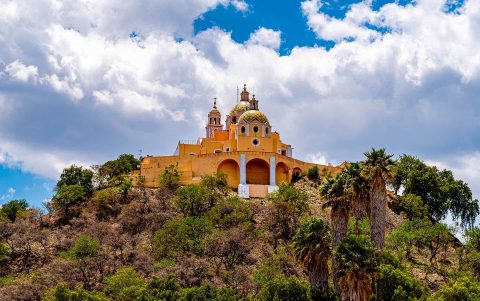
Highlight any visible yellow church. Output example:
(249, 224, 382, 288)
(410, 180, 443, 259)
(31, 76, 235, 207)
(139, 85, 345, 198)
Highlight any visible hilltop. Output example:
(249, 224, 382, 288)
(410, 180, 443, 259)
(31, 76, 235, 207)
(0, 151, 480, 301)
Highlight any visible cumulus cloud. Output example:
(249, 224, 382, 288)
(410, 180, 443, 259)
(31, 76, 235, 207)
(246, 27, 282, 50)
(0, 0, 479, 208)
(0, 187, 16, 201)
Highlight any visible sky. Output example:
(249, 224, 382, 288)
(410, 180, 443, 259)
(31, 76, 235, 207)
(0, 0, 479, 212)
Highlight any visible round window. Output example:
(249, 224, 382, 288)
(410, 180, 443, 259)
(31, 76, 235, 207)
(253, 126, 259, 133)
(252, 138, 259, 146)
(241, 126, 246, 134)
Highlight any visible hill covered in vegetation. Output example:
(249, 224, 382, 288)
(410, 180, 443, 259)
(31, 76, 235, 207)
(1, 150, 480, 301)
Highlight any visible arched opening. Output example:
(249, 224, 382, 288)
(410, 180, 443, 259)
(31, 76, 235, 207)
(276, 162, 289, 185)
(292, 167, 303, 183)
(246, 158, 269, 185)
(217, 159, 240, 187)
(232, 116, 237, 124)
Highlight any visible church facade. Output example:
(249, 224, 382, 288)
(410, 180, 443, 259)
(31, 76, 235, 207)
(139, 85, 346, 198)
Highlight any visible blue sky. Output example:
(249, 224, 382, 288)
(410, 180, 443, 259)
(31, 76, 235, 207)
(0, 0, 479, 214)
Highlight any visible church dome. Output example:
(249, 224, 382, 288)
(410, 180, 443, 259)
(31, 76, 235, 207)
(229, 101, 250, 115)
(238, 110, 269, 124)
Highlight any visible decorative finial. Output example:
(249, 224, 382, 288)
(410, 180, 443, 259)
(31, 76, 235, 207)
(252, 94, 256, 100)
(213, 97, 217, 109)
(243, 84, 247, 91)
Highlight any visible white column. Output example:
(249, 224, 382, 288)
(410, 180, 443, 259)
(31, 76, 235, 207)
(269, 156, 276, 186)
(240, 154, 246, 184)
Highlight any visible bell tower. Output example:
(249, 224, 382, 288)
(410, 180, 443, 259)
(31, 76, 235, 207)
(206, 97, 223, 138)
(240, 84, 250, 101)
(250, 94, 259, 110)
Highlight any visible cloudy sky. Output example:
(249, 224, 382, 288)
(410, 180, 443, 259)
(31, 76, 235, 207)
(0, 0, 479, 208)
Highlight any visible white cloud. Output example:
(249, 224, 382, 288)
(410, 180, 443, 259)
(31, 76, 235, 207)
(247, 28, 282, 50)
(0, 187, 16, 201)
(0, 0, 478, 205)
(306, 152, 330, 165)
(5, 60, 38, 82)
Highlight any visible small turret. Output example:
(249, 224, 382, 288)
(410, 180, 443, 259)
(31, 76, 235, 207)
(240, 84, 249, 102)
(206, 97, 223, 138)
(250, 94, 259, 110)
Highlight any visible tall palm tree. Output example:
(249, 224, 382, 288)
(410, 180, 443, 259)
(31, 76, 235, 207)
(363, 148, 394, 249)
(320, 174, 350, 291)
(337, 235, 377, 301)
(293, 217, 331, 293)
(342, 162, 370, 236)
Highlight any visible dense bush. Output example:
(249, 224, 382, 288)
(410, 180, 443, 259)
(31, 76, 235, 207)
(256, 275, 312, 301)
(159, 164, 181, 190)
(0, 199, 28, 222)
(105, 268, 146, 301)
(429, 276, 480, 301)
(175, 184, 210, 217)
(378, 264, 426, 301)
(208, 196, 252, 229)
(398, 194, 429, 220)
(152, 217, 213, 259)
(179, 285, 240, 301)
(307, 166, 320, 181)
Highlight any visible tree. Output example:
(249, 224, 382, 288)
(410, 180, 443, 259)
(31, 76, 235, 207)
(398, 194, 429, 220)
(307, 166, 320, 182)
(179, 285, 240, 301)
(147, 275, 181, 301)
(56, 165, 94, 196)
(378, 264, 427, 301)
(44, 283, 110, 301)
(152, 217, 213, 259)
(267, 183, 309, 248)
(293, 217, 331, 293)
(65, 234, 102, 290)
(463, 227, 480, 279)
(319, 174, 350, 290)
(207, 196, 252, 229)
(0, 199, 28, 222)
(342, 162, 370, 235)
(429, 276, 480, 301)
(105, 268, 146, 301)
(256, 275, 312, 301)
(392, 155, 479, 230)
(159, 164, 181, 190)
(51, 185, 88, 220)
(363, 148, 394, 249)
(336, 235, 378, 301)
(175, 184, 210, 217)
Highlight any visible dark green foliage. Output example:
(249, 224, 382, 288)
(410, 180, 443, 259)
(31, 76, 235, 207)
(159, 164, 181, 190)
(430, 276, 480, 301)
(67, 234, 100, 259)
(101, 154, 140, 180)
(256, 275, 312, 301)
(175, 184, 210, 217)
(392, 155, 479, 229)
(208, 196, 252, 229)
(52, 185, 88, 211)
(268, 183, 309, 244)
(47, 283, 110, 301)
(399, 194, 429, 220)
(0, 199, 28, 222)
(307, 166, 320, 181)
(464, 227, 480, 279)
(310, 287, 337, 301)
(105, 268, 146, 301)
(336, 235, 378, 278)
(147, 275, 181, 301)
(57, 165, 94, 196)
(179, 285, 240, 301)
(378, 264, 427, 301)
(152, 217, 213, 259)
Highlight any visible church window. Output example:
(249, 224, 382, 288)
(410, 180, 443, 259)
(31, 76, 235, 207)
(281, 150, 286, 156)
(232, 116, 237, 124)
(241, 126, 246, 134)
(226, 147, 230, 152)
(265, 127, 269, 134)
(253, 126, 259, 133)
(252, 138, 259, 146)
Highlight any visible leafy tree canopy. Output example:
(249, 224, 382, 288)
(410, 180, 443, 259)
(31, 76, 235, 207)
(0, 199, 28, 222)
(56, 165, 94, 196)
(51, 184, 88, 211)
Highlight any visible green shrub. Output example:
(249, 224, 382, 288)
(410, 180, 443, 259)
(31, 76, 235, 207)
(378, 264, 427, 301)
(179, 285, 240, 301)
(307, 166, 320, 181)
(429, 276, 480, 301)
(160, 164, 181, 189)
(45, 283, 110, 301)
(147, 275, 181, 301)
(66, 234, 100, 260)
(0, 199, 28, 222)
(208, 196, 252, 229)
(399, 194, 429, 220)
(152, 217, 213, 259)
(256, 275, 312, 301)
(105, 268, 146, 301)
(175, 184, 210, 216)
(51, 184, 88, 211)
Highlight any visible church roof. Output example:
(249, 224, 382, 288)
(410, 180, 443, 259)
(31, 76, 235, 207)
(238, 110, 269, 124)
(229, 101, 250, 115)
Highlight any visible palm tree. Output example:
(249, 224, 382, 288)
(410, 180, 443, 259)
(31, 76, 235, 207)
(337, 235, 378, 301)
(320, 174, 350, 291)
(293, 217, 331, 293)
(363, 148, 394, 249)
(342, 162, 370, 235)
